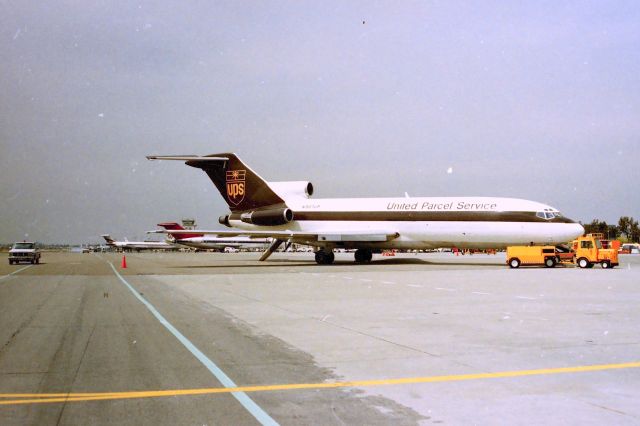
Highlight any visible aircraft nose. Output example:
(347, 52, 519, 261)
(570, 223, 585, 240)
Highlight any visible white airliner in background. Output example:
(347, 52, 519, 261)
(101, 234, 176, 251)
(151, 222, 271, 251)
(147, 153, 584, 264)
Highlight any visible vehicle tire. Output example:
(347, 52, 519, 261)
(355, 249, 372, 263)
(36, 257, 40, 264)
(600, 260, 611, 269)
(544, 257, 556, 268)
(577, 258, 590, 268)
(509, 258, 520, 268)
(8, 260, 12, 265)
(315, 250, 334, 265)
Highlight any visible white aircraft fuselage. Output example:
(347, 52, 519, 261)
(226, 197, 583, 250)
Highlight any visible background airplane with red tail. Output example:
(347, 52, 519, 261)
(153, 222, 271, 252)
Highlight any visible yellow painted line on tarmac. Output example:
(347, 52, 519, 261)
(1, 361, 639, 406)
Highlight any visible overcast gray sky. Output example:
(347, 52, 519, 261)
(1, 1, 639, 243)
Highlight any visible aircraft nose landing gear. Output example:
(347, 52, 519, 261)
(314, 250, 335, 265)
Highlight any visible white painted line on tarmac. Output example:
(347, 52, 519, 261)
(516, 296, 537, 300)
(360, 279, 373, 282)
(407, 284, 423, 288)
(343, 276, 353, 280)
(382, 281, 396, 285)
(435, 287, 458, 292)
(0, 265, 32, 281)
(472, 291, 491, 295)
(108, 263, 278, 426)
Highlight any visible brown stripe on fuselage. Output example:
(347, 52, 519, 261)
(228, 211, 576, 223)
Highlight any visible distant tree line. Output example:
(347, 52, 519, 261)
(582, 216, 640, 242)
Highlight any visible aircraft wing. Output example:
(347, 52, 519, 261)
(149, 229, 400, 243)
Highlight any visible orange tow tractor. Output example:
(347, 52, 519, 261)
(571, 233, 619, 269)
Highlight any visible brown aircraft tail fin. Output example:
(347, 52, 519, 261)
(185, 153, 285, 212)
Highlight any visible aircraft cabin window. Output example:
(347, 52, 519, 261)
(536, 212, 545, 219)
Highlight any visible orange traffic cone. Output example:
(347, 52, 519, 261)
(121, 255, 127, 269)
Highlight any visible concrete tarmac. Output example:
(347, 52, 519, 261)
(1, 251, 639, 425)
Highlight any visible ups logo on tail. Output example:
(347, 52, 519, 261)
(226, 170, 246, 206)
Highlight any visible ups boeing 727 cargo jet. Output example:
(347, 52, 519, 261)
(147, 153, 584, 264)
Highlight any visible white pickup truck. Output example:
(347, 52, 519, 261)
(8, 242, 41, 265)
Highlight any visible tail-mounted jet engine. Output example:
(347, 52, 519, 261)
(238, 208, 294, 226)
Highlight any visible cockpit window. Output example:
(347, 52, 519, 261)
(538, 209, 562, 220)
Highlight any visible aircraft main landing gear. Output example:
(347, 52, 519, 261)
(354, 249, 372, 263)
(315, 250, 335, 265)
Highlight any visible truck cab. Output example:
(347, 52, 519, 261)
(571, 234, 618, 269)
(8, 242, 41, 265)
